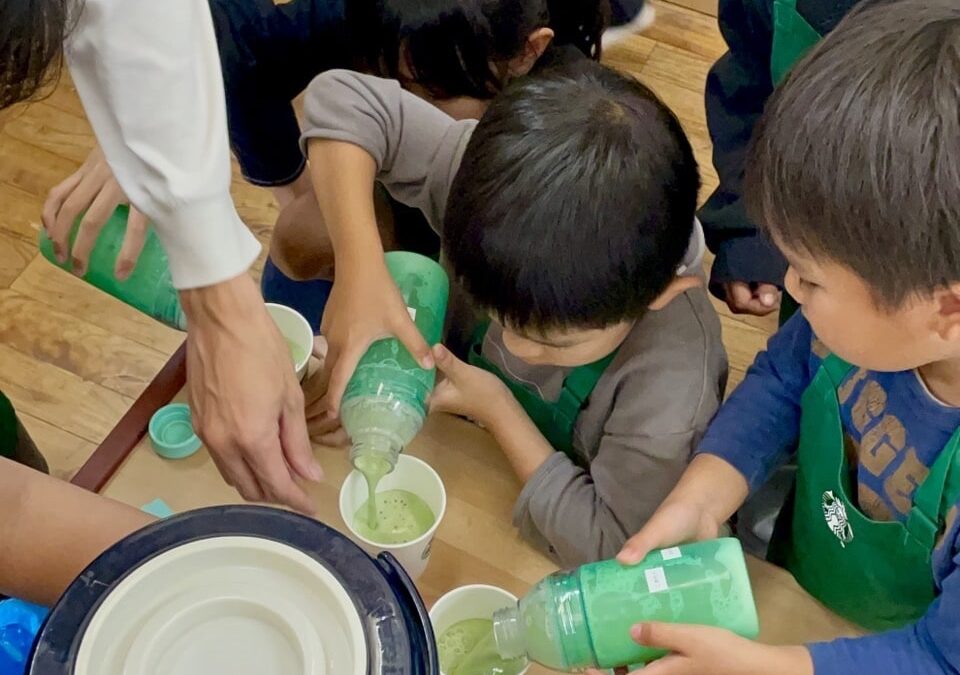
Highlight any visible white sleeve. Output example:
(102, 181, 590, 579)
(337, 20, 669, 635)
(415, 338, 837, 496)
(64, 0, 261, 289)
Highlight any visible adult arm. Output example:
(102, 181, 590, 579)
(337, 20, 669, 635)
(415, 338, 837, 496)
(0, 458, 153, 605)
(64, 0, 319, 512)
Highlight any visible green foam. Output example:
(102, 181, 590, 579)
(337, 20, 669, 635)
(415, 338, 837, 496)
(353, 489, 435, 545)
(438, 619, 526, 675)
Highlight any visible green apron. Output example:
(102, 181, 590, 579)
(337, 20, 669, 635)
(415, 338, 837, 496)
(768, 354, 960, 630)
(467, 324, 615, 457)
(770, 0, 822, 325)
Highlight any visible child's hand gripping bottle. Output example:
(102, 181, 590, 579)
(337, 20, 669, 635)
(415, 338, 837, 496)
(340, 251, 449, 478)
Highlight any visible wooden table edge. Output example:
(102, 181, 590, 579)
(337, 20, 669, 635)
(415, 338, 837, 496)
(70, 342, 187, 493)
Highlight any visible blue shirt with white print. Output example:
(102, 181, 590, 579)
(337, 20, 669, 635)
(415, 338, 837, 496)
(699, 314, 960, 675)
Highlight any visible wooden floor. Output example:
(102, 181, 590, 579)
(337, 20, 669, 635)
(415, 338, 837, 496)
(0, 1, 777, 481)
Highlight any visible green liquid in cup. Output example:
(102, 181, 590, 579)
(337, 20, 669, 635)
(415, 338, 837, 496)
(286, 337, 308, 366)
(438, 619, 526, 675)
(353, 488, 435, 545)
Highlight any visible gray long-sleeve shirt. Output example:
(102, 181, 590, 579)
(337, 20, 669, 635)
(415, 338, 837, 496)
(302, 70, 728, 565)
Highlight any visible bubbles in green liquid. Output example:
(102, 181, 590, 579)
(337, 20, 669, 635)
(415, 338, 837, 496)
(438, 619, 526, 675)
(353, 489, 435, 545)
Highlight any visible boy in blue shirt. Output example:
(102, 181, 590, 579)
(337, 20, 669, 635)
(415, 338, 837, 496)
(615, 1, 960, 673)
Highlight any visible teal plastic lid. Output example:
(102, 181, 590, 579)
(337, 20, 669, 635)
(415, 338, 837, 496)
(149, 404, 201, 459)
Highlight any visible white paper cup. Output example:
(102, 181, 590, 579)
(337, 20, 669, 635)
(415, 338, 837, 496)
(265, 303, 313, 381)
(429, 585, 529, 675)
(339, 454, 446, 580)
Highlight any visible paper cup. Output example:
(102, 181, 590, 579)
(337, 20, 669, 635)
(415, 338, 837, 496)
(430, 585, 529, 675)
(339, 455, 446, 580)
(266, 303, 312, 381)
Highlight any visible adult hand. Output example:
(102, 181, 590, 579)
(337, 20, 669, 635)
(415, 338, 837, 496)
(722, 281, 780, 316)
(42, 145, 148, 279)
(181, 274, 323, 513)
(319, 256, 433, 414)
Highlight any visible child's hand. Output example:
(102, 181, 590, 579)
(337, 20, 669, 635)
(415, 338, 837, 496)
(303, 337, 349, 447)
(618, 624, 812, 675)
(319, 259, 434, 414)
(429, 344, 512, 427)
(617, 499, 722, 565)
(617, 455, 748, 564)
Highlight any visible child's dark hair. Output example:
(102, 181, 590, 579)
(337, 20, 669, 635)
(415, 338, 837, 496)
(1, 0, 73, 109)
(444, 59, 700, 332)
(746, 0, 960, 308)
(349, 0, 608, 101)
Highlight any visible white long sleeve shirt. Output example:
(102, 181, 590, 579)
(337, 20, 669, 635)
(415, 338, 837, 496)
(64, 0, 261, 289)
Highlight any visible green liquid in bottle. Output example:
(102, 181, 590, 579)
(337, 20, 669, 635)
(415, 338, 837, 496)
(438, 619, 527, 675)
(493, 538, 759, 670)
(353, 488, 435, 545)
(342, 251, 449, 482)
(38, 205, 186, 330)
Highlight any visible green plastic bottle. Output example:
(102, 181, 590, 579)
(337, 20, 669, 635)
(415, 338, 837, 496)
(340, 251, 449, 479)
(38, 205, 186, 330)
(493, 538, 760, 671)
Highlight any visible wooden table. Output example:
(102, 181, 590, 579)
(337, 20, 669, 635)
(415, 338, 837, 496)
(72, 347, 863, 673)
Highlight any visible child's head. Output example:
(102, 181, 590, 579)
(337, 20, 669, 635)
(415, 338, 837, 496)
(444, 60, 701, 367)
(747, 0, 960, 373)
(350, 0, 607, 120)
(0, 0, 69, 112)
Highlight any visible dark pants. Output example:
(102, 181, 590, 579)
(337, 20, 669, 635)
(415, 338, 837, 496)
(261, 198, 440, 333)
(0, 392, 48, 474)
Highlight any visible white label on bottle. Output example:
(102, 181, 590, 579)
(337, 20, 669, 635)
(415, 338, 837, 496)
(407, 307, 417, 322)
(645, 566, 669, 593)
(661, 547, 682, 561)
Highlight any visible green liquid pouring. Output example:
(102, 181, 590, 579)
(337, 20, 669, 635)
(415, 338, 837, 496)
(438, 619, 526, 675)
(353, 488, 435, 545)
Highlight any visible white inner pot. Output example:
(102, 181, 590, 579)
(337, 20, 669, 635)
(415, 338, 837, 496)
(74, 536, 368, 675)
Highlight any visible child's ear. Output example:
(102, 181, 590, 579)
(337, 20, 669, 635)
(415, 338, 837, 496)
(933, 284, 960, 342)
(507, 28, 555, 78)
(648, 276, 702, 311)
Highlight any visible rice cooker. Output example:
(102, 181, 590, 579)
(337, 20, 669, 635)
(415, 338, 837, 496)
(28, 505, 439, 675)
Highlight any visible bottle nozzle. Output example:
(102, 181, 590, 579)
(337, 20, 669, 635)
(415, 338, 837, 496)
(349, 432, 401, 476)
(493, 606, 524, 660)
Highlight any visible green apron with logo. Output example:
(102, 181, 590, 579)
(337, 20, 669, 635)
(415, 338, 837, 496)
(467, 324, 615, 457)
(770, 0, 823, 324)
(768, 354, 960, 630)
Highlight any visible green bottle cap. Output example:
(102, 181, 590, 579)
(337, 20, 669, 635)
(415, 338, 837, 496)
(149, 404, 201, 459)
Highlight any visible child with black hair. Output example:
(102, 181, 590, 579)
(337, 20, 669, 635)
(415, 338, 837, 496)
(616, 2, 960, 673)
(301, 60, 727, 566)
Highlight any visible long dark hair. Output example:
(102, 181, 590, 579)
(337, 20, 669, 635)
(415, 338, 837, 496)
(1, 0, 74, 110)
(348, 0, 608, 100)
